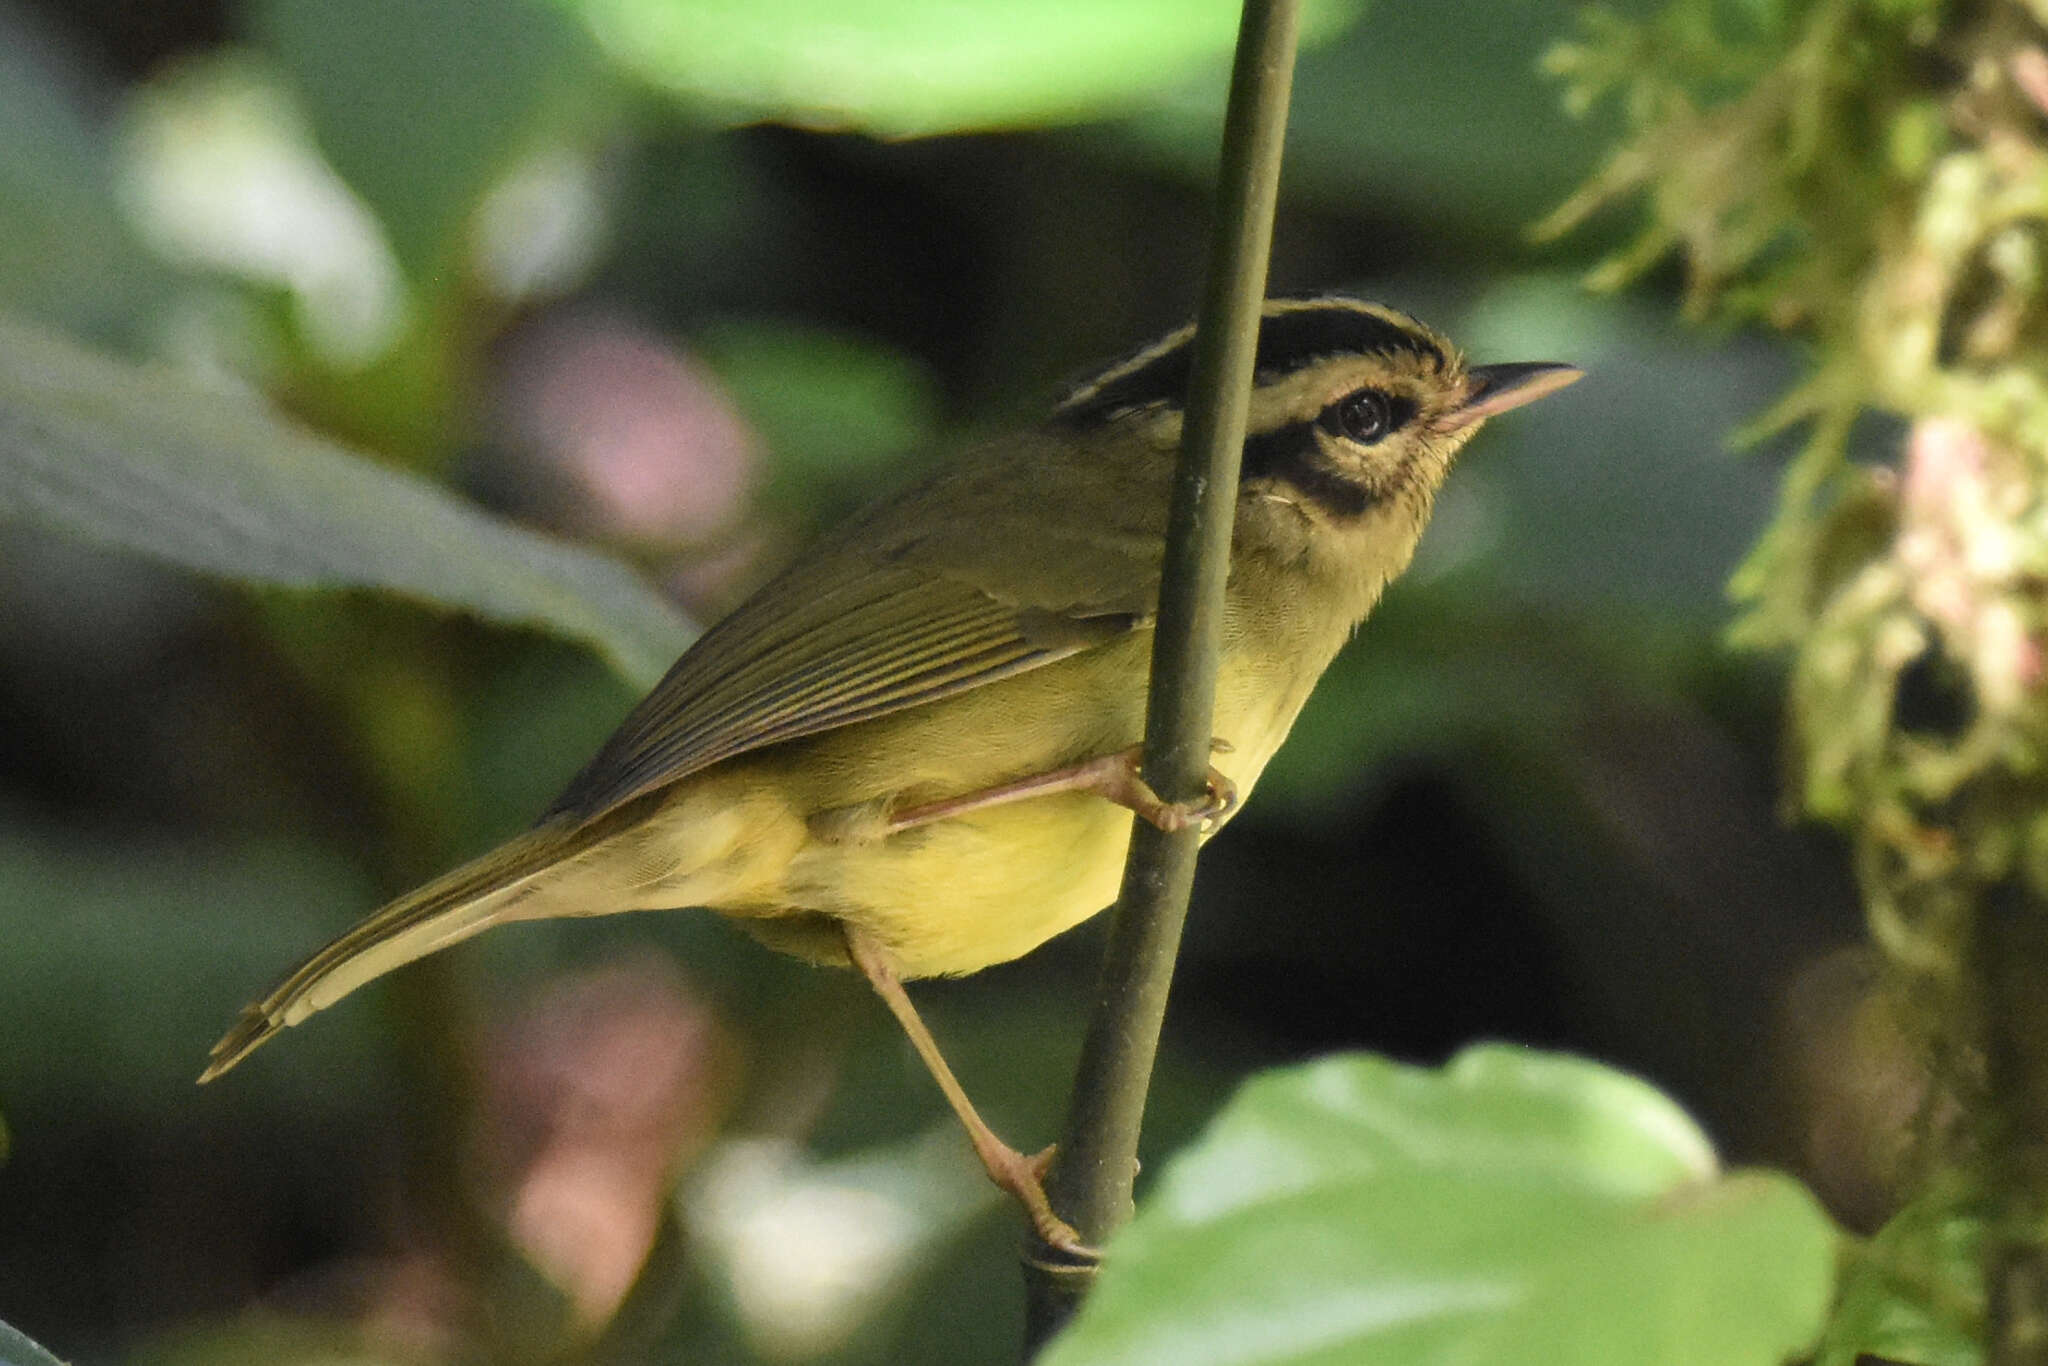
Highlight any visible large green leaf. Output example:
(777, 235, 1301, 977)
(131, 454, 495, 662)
(1816, 1176, 1985, 1366)
(0, 1318, 67, 1366)
(1044, 1046, 1838, 1366)
(0, 315, 692, 687)
(556, 0, 1361, 137)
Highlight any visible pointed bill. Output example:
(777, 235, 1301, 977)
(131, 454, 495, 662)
(1432, 361, 1583, 432)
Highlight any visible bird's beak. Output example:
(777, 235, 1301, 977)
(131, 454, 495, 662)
(1432, 361, 1583, 432)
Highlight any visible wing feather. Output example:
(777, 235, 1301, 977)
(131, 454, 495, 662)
(547, 430, 1170, 822)
(548, 562, 1143, 820)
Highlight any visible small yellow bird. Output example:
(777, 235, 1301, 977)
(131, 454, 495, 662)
(202, 297, 1579, 1250)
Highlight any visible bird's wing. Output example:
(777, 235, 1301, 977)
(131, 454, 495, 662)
(546, 440, 1169, 822)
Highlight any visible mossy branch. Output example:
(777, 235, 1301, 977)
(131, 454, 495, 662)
(1545, 0, 2048, 1358)
(1019, 0, 1302, 1351)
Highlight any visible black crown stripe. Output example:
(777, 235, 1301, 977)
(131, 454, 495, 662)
(1055, 302, 1444, 427)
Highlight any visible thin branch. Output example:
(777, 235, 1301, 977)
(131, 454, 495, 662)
(1021, 0, 1302, 1350)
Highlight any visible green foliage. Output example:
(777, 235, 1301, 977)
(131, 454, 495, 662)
(693, 320, 941, 506)
(0, 0, 1868, 1360)
(0, 1318, 68, 1366)
(0, 313, 692, 687)
(1539, 0, 2048, 649)
(252, 0, 601, 277)
(1045, 1047, 1839, 1366)
(1118, 0, 1634, 234)
(549, 0, 1362, 137)
(1537, 0, 1962, 319)
(0, 822, 379, 1116)
(1817, 1175, 1987, 1366)
(131, 1315, 394, 1366)
(1538, 0, 1947, 657)
(0, 5, 175, 343)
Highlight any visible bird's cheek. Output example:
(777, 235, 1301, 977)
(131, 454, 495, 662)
(1352, 449, 1406, 492)
(1328, 443, 1382, 485)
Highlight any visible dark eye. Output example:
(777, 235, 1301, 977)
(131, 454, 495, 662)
(1333, 389, 1392, 444)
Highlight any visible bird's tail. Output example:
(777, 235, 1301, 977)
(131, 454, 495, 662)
(200, 821, 591, 1082)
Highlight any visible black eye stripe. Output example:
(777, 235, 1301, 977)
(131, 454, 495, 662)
(1240, 420, 1373, 519)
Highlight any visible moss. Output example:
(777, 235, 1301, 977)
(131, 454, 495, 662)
(1548, 0, 2048, 1355)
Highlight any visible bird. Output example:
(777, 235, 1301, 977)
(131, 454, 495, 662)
(200, 296, 1581, 1252)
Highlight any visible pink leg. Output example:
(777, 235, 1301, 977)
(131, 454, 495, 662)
(885, 741, 1238, 835)
(843, 926, 1094, 1258)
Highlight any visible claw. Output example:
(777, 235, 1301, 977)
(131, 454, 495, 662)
(1107, 746, 1240, 834)
(987, 1142, 1098, 1261)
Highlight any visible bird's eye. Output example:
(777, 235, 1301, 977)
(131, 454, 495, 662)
(1333, 389, 1393, 445)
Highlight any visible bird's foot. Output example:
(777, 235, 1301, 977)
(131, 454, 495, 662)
(1090, 742, 1238, 834)
(978, 1139, 1098, 1263)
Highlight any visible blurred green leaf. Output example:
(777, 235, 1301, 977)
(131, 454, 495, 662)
(1114, 0, 1631, 234)
(252, 0, 600, 276)
(1445, 276, 1788, 609)
(693, 320, 939, 503)
(1817, 1176, 1986, 1366)
(1, 1315, 70, 1366)
(0, 820, 378, 1113)
(460, 645, 640, 843)
(0, 314, 692, 687)
(1045, 1046, 1838, 1366)
(0, 3, 175, 343)
(556, 0, 1361, 137)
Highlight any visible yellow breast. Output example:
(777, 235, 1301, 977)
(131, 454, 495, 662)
(768, 619, 1333, 978)
(570, 590, 1354, 980)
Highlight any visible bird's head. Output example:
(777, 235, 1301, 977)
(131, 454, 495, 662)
(1053, 296, 1580, 591)
(1057, 295, 1579, 522)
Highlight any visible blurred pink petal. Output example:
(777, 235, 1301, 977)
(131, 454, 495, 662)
(258, 1249, 471, 1363)
(355, 1250, 471, 1362)
(478, 955, 729, 1326)
(503, 314, 760, 545)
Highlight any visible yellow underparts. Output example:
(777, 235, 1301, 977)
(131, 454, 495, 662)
(529, 632, 1315, 979)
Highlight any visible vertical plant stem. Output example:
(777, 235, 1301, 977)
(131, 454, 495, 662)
(1020, 0, 1301, 1350)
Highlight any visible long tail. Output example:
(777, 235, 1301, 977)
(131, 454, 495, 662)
(200, 821, 593, 1082)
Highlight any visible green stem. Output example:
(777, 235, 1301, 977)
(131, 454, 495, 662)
(1020, 0, 1301, 1350)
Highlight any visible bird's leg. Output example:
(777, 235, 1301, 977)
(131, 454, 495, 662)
(842, 926, 1094, 1259)
(883, 741, 1238, 836)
